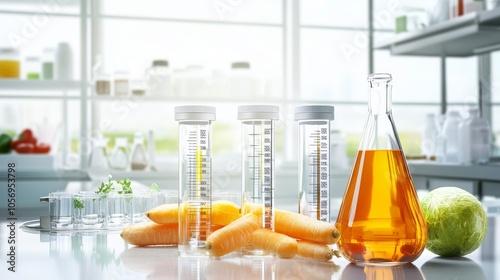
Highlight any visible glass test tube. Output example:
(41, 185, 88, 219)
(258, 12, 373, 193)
(238, 105, 278, 235)
(175, 105, 215, 256)
(295, 105, 334, 223)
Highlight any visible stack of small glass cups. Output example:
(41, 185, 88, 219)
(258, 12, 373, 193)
(48, 189, 177, 231)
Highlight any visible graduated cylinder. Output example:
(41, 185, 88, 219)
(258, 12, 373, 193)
(238, 105, 279, 246)
(295, 105, 335, 223)
(175, 105, 215, 256)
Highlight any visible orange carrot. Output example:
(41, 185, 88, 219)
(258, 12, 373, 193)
(205, 213, 260, 257)
(148, 201, 240, 226)
(146, 203, 178, 224)
(211, 200, 241, 226)
(120, 222, 177, 246)
(296, 240, 333, 262)
(247, 228, 298, 259)
(275, 209, 340, 244)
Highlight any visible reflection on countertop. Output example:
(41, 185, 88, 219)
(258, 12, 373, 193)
(0, 216, 499, 279)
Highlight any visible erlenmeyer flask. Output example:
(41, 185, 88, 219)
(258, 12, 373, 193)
(335, 73, 427, 265)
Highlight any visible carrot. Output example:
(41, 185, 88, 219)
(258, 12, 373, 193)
(146, 203, 178, 224)
(205, 213, 260, 257)
(148, 201, 240, 226)
(120, 222, 178, 246)
(211, 200, 241, 226)
(275, 209, 340, 245)
(296, 240, 333, 262)
(247, 228, 298, 259)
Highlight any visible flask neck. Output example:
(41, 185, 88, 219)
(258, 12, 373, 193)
(368, 79, 392, 115)
(367, 73, 392, 116)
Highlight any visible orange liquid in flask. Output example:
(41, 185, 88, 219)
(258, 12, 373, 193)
(335, 149, 427, 264)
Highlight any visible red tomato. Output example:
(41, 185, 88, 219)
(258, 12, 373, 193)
(14, 143, 35, 154)
(34, 143, 51, 154)
(20, 129, 34, 140)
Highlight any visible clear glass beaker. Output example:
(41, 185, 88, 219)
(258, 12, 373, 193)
(238, 105, 278, 255)
(175, 105, 215, 256)
(335, 73, 427, 265)
(294, 105, 335, 223)
(109, 137, 129, 170)
(130, 132, 148, 170)
(49, 191, 73, 229)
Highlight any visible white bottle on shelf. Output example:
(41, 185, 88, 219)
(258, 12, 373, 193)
(55, 42, 73, 81)
(422, 113, 439, 160)
(459, 107, 492, 164)
(442, 110, 461, 163)
(145, 60, 171, 96)
(469, 108, 491, 163)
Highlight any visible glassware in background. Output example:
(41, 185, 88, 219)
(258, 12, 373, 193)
(336, 73, 427, 265)
(442, 109, 462, 163)
(109, 137, 129, 170)
(55, 42, 73, 80)
(114, 70, 130, 97)
(107, 191, 132, 229)
(93, 55, 111, 95)
(73, 191, 106, 230)
(25, 56, 41, 80)
(427, 0, 450, 26)
(146, 59, 171, 96)
(422, 113, 439, 160)
(130, 132, 148, 170)
(0, 48, 20, 78)
(49, 191, 73, 229)
(175, 105, 215, 256)
(42, 48, 55, 80)
(295, 105, 335, 223)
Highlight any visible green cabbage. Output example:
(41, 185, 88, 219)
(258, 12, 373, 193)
(421, 186, 488, 257)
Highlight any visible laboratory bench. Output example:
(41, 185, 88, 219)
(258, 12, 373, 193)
(0, 211, 499, 280)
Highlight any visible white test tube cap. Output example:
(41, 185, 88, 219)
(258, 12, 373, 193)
(238, 105, 279, 120)
(175, 105, 216, 121)
(294, 105, 335, 121)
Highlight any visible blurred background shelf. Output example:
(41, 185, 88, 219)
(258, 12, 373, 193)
(375, 8, 500, 57)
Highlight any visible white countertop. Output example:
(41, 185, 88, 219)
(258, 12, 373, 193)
(0, 215, 499, 280)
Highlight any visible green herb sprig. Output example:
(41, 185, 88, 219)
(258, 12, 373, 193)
(150, 183, 160, 192)
(117, 178, 132, 195)
(96, 174, 115, 195)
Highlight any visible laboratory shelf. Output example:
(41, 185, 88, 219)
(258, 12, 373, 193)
(375, 8, 500, 57)
(408, 161, 500, 182)
(0, 80, 82, 91)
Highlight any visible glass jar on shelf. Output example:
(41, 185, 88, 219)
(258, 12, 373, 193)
(25, 56, 41, 80)
(0, 48, 20, 79)
(145, 59, 171, 96)
(114, 70, 130, 97)
(42, 48, 55, 80)
(93, 55, 111, 96)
